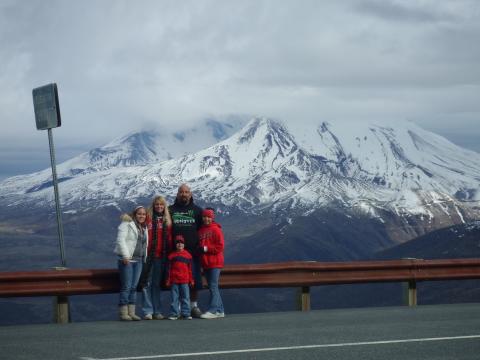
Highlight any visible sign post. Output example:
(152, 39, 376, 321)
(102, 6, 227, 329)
(32, 83, 70, 323)
(32, 83, 66, 268)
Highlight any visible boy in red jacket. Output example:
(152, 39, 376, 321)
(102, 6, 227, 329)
(199, 209, 225, 319)
(167, 235, 194, 320)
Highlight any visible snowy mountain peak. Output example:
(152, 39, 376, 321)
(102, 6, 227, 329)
(1, 117, 248, 192)
(85, 130, 161, 168)
(0, 117, 479, 233)
(234, 117, 297, 157)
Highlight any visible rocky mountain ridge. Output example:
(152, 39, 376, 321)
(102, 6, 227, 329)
(1, 117, 479, 242)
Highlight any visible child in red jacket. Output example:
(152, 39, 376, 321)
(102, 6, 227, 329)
(198, 209, 225, 319)
(167, 235, 194, 320)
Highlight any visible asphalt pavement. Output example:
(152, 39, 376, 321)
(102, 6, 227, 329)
(1, 303, 479, 360)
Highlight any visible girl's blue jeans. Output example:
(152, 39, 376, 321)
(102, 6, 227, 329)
(141, 259, 165, 316)
(118, 259, 143, 306)
(205, 268, 224, 314)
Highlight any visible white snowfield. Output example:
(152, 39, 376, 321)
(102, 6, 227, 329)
(1, 117, 479, 222)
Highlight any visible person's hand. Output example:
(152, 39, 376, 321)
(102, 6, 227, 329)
(122, 258, 130, 265)
(203, 246, 208, 253)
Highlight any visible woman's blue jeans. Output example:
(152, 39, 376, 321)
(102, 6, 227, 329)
(205, 268, 224, 314)
(169, 284, 190, 317)
(118, 260, 143, 306)
(141, 259, 165, 316)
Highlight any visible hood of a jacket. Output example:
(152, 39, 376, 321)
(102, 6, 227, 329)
(120, 214, 133, 222)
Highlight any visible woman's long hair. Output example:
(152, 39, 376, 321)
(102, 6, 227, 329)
(147, 196, 172, 226)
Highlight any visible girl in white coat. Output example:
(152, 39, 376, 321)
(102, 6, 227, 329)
(114, 205, 149, 321)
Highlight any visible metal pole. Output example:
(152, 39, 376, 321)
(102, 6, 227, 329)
(47, 128, 66, 267)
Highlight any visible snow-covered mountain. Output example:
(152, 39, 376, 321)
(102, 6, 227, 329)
(0, 117, 246, 199)
(1, 117, 479, 238)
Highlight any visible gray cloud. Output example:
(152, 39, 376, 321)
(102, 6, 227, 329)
(0, 0, 479, 178)
(354, 0, 458, 23)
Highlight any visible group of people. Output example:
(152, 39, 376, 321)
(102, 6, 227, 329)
(113, 183, 225, 321)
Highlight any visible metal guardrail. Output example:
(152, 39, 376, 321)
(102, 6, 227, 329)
(1, 258, 480, 323)
(219, 258, 480, 287)
(0, 268, 119, 297)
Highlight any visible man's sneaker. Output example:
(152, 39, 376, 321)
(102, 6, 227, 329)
(153, 314, 164, 320)
(143, 314, 153, 320)
(180, 315, 193, 320)
(200, 311, 217, 319)
(168, 316, 178, 320)
(191, 306, 202, 318)
(215, 312, 225, 318)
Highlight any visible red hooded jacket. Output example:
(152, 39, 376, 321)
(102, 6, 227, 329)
(198, 222, 224, 269)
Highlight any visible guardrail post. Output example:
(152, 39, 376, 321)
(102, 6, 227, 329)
(403, 280, 417, 307)
(53, 295, 70, 323)
(52, 266, 70, 323)
(298, 286, 310, 311)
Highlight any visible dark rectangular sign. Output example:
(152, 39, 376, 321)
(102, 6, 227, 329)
(32, 83, 61, 130)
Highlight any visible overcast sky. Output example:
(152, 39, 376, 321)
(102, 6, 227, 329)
(0, 0, 479, 180)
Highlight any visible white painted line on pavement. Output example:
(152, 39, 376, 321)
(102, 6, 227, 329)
(80, 334, 480, 360)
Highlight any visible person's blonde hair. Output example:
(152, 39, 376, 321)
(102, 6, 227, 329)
(147, 196, 172, 226)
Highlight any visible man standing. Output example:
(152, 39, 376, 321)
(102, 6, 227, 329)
(169, 183, 204, 317)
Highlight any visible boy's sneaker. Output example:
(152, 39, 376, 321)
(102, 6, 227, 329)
(200, 311, 217, 319)
(215, 312, 225, 318)
(143, 314, 153, 320)
(191, 306, 202, 318)
(168, 316, 178, 320)
(180, 315, 193, 320)
(153, 314, 164, 320)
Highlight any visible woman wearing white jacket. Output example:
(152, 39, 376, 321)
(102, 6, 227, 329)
(114, 206, 149, 321)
